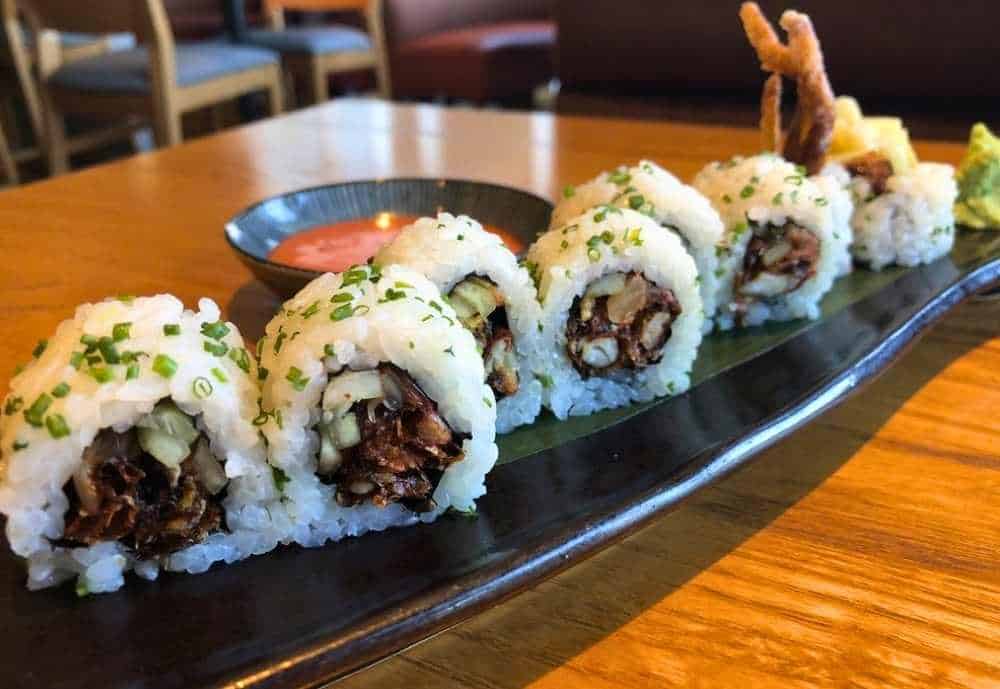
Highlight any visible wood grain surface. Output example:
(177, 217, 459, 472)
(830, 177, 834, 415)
(0, 100, 996, 688)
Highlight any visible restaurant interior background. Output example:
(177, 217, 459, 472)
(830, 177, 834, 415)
(0, 0, 994, 186)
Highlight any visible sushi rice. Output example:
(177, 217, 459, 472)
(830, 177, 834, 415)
(527, 206, 703, 418)
(551, 160, 728, 330)
(693, 153, 842, 329)
(839, 161, 957, 270)
(375, 212, 545, 433)
(0, 295, 288, 593)
(257, 264, 497, 548)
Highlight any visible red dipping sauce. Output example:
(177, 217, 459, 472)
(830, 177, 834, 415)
(269, 212, 526, 273)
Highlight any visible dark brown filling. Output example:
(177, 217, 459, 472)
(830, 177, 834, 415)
(846, 151, 894, 196)
(734, 223, 820, 306)
(58, 429, 224, 558)
(565, 271, 682, 378)
(451, 276, 519, 400)
(328, 365, 467, 513)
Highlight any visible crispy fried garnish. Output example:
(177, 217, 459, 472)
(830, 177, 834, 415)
(739, 2, 835, 174)
(761, 74, 783, 152)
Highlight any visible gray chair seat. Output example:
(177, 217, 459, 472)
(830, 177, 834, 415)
(50, 42, 278, 94)
(244, 26, 371, 56)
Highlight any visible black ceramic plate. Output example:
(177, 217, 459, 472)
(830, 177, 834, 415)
(2, 225, 998, 688)
(224, 178, 553, 296)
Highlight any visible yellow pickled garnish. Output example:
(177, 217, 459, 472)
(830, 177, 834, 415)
(828, 96, 918, 175)
(955, 123, 1000, 230)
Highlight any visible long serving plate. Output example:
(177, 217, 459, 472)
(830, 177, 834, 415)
(1, 229, 998, 689)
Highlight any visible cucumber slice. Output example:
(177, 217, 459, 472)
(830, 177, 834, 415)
(137, 428, 191, 467)
(136, 400, 198, 445)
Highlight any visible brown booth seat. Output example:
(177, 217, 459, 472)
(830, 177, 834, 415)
(391, 20, 554, 103)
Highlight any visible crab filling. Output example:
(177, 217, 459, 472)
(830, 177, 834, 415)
(59, 400, 228, 558)
(316, 364, 467, 513)
(565, 271, 682, 378)
(846, 151, 894, 197)
(735, 222, 820, 300)
(447, 275, 519, 399)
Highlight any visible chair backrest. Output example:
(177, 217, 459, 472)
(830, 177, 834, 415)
(22, 0, 179, 104)
(265, 0, 368, 12)
(379, 0, 549, 46)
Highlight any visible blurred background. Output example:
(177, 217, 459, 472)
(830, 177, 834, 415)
(0, 0, 995, 186)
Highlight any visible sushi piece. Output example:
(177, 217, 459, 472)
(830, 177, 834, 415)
(0, 296, 287, 593)
(739, 3, 956, 271)
(551, 160, 728, 331)
(826, 97, 957, 270)
(525, 206, 703, 418)
(257, 263, 497, 548)
(692, 153, 840, 329)
(374, 212, 544, 433)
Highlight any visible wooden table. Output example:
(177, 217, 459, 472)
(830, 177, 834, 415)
(1, 99, 998, 687)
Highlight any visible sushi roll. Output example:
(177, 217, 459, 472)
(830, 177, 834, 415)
(693, 153, 841, 329)
(526, 206, 703, 418)
(257, 264, 497, 548)
(374, 212, 544, 433)
(551, 160, 727, 330)
(0, 296, 287, 593)
(810, 164, 855, 277)
(828, 98, 957, 270)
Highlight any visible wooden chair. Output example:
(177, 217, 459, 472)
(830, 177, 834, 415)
(244, 0, 385, 105)
(21, 0, 284, 175)
(2, 0, 151, 179)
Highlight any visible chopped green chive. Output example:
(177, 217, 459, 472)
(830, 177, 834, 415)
(380, 288, 406, 302)
(341, 268, 368, 286)
(4, 396, 23, 416)
(97, 337, 120, 364)
(163, 324, 181, 336)
(784, 175, 804, 186)
(772, 192, 784, 205)
(394, 281, 413, 289)
(211, 367, 228, 384)
(201, 321, 230, 341)
(324, 344, 336, 358)
(331, 304, 353, 321)
(32, 340, 48, 358)
(12, 440, 28, 452)
(112, 322, 132, 342)
(258, 367, 269, 381)
(228, 347, 251, 374)
(80, 334, 99, 352)
(429, 301, 443, 313)
(608, 170, 631, 185)
(286, 366, 309, 391)
(23, 394, 52, 427)
(815, 197, 829, 206)
(203, 340, 228, 357)
(330, 292, 353, 303)
(628, 194, 646, 210)
(273, 331, 288, 353)
(562, 185, 576, 198)
(301, 301, 321, 319)
(740, 185, 755, 198)
(86, 355, 102, 366)
(192, 377, 213, 399)
(126, 363, 140, 380)
(587, 248, 600, 263)
(45, 414, 70, 439)
(90, 367, 113, 384)
(560, 239, 569, 250)
(722, 194, 733, 204)
(271, 465, 290, 492)
(443, 346, 455, 356)
(117, 295, 135, 304)
(421, 314, 433, 322)
(152, 354, 177, 378)
(536, 373, 554, 389)
(483, 396, 493, 408)
(51, 382, 71, 398)
(69, 352, 85, 370)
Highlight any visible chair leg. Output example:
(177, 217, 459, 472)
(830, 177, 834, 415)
(153, 107, 182, 148)
(267, 75, 285, 116)
(41, 94, 69, 176)
(309, 61, 328, 105)
(0, 119, 18, 185)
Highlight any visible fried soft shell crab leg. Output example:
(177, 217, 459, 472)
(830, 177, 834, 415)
(739, 2, 835, 174)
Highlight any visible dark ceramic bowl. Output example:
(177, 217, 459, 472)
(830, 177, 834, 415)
(225, 178, 554, 297)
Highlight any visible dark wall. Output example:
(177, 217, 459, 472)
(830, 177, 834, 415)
(556, 1, 1000, 101)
